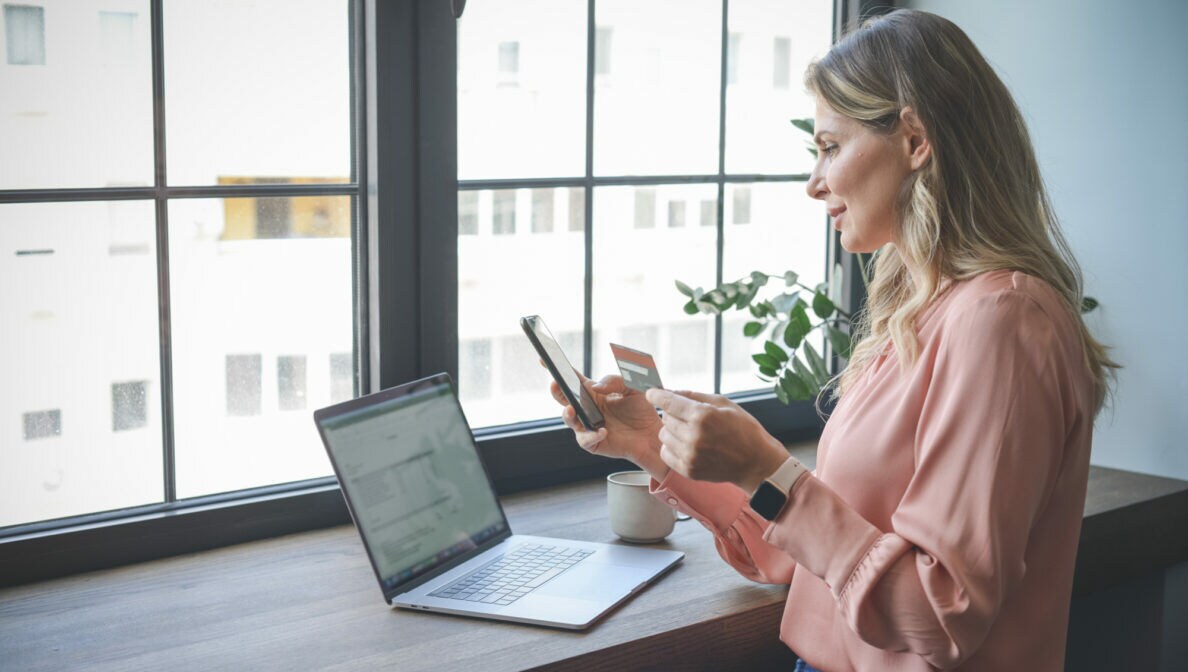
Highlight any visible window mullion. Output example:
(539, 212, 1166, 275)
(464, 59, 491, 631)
(713, 0, 730, 395)
(149, 0, 176, 503)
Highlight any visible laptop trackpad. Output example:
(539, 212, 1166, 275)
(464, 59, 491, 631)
(535, 562, 653, 600)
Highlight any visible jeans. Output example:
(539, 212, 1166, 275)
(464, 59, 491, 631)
(793, 658, 823, 672)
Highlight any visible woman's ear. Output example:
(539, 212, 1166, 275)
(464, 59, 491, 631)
(899, 107, 932, 170)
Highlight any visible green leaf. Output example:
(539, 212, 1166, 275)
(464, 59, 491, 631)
(1081, 296, 1099, 313)
(791, 357, 820, 396)
(812, 292, 836, 319)
(826, 326, 852, 359)
(764, 340, 789, 363)
(790, 118, 814, 135)
(721, 282, 739, 300)
(770, 291, 799, 315)
(784, 303, 811, 348)
(781, 370, 812, 401)
(751, 271, 769, 287)
(743, 321, 764, 337)
(784, 320, 804, 349)
(774, 381, 790, 404)
(804, 341, 829, 383)
(752, 353, 780, 370)
(734, 284, 757, 310)
(683, 300, 699, 315)
(783, 270, 799, 287)
(675, 279, 695, 298)
(807, 146, 818, 159)
(758, 365, 778, 379)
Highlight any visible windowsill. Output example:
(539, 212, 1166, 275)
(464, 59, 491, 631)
(2, 443, 1185, 671)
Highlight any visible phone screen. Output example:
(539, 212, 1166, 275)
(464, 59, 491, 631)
(520, 316, 605, 430)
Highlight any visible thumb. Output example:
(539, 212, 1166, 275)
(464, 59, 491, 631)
(672, 389, 729, 406)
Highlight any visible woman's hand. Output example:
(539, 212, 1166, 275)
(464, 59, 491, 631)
(645, 388, 788, 493)
(549, 373, 667, 478)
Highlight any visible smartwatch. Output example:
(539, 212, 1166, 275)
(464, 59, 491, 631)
(748, 456, 808, 521)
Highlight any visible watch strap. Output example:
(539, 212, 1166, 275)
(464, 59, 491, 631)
(748, 456, 808, 521)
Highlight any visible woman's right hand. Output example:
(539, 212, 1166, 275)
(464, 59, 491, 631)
(550, 373, 668, 479)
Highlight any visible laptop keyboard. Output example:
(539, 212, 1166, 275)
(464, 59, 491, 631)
(428, 543, 594, 606)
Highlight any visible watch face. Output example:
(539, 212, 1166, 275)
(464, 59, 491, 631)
(750, 481, 787, 521)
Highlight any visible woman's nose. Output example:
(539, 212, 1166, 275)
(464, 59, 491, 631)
(806, 166, 828, 201)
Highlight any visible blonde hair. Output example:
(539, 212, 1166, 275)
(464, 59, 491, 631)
(805, 9, 1118, 413)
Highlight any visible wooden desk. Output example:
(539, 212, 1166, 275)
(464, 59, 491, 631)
(2, 445, 1186, 672)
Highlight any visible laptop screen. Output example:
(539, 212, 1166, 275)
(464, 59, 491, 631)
(317, 378, 508, 593)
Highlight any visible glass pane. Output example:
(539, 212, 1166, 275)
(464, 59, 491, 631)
(721, 182, 827, 394)
(457, 0, 586, 180)
(592, 185, 717, 393)
(594, 0, 720, 176)
(725, 0, 832, 174)
(457, 188, 585, 429)
(0, 201, 162, 527)
(164, 0, 351, 186)
(169, 196, 353, 498)
(0, 1, 153, 189)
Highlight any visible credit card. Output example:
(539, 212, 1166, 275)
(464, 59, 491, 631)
(609, 343, 664, 393)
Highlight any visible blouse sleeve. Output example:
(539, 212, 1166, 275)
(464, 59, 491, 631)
(650, 470, 798, 585)
(762, 289, 1080, 669)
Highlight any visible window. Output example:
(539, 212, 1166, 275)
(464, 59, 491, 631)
(633, 188, 655, 229)
(532, 189, 554, 233)
(457, 0, 833, 428)
(567, 187, 584, 232)
(699, 199, 717, 227)
(2, 0, 843, 584)
(112, 381, 148, 431)
(732, 186, 751, 224)
(773, 36, 791, 89)
(497, 40, 518, 86)
(3, 4, 45, 66)
(667, 200, 686, 228)
(22, 409, 60, 440)
(595, 26, 612, 75)
(277, 355, 307, 411)
(727, 32, 741, 85)
(459, 191, 478, 235)
(225, 355, 262, 417)
(1, 0, 360, 529)
(99, 11, 137, 66)
(329, 352, 352, 404)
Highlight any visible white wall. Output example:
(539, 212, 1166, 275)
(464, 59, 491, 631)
(901, 0, 1188, 480)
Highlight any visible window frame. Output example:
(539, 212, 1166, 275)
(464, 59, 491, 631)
(0, 0, 885, 587)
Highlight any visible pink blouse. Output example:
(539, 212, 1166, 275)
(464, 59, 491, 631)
(652, 270, 1095, 671)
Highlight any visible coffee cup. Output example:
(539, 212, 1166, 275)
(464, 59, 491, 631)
(607, 470, 676, 543)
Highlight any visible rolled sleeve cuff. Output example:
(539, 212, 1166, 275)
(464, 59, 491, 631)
(650, 469, 750, 534)
(762, 473, 885, 597)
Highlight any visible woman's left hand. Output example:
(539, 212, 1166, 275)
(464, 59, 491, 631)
(645, 388, 790, 493)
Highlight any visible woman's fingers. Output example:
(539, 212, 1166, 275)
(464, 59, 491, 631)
(562, 407, 607, 452)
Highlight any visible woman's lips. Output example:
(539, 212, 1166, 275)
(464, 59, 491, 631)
(828, 206, 846, 229)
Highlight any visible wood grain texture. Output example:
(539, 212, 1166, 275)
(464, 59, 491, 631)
(1, 442, 1184, 672)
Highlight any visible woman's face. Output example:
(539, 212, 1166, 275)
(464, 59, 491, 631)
(805, 100, 917, 253)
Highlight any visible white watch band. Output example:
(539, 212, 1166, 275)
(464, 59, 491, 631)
(764, 456, 809, 496)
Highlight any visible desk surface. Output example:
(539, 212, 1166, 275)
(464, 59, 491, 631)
(2, 445, 1186, 672)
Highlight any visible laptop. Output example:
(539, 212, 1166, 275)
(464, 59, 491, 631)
(313, 373, 684, 630)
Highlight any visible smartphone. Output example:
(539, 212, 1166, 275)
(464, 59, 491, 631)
(520, 315, 606, 430)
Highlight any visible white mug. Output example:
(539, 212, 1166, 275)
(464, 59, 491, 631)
(607, 470, 676, 543)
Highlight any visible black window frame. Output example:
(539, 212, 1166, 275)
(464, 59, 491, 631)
(0, 0, 887, 587)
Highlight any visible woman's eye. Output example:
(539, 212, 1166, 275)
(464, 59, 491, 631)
(823, 144, 839, 157)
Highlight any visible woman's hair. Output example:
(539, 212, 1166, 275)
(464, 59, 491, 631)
(805, 9, 1118, 413)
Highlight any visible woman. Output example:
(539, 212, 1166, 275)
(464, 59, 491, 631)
(549, 9, 1116, 672)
